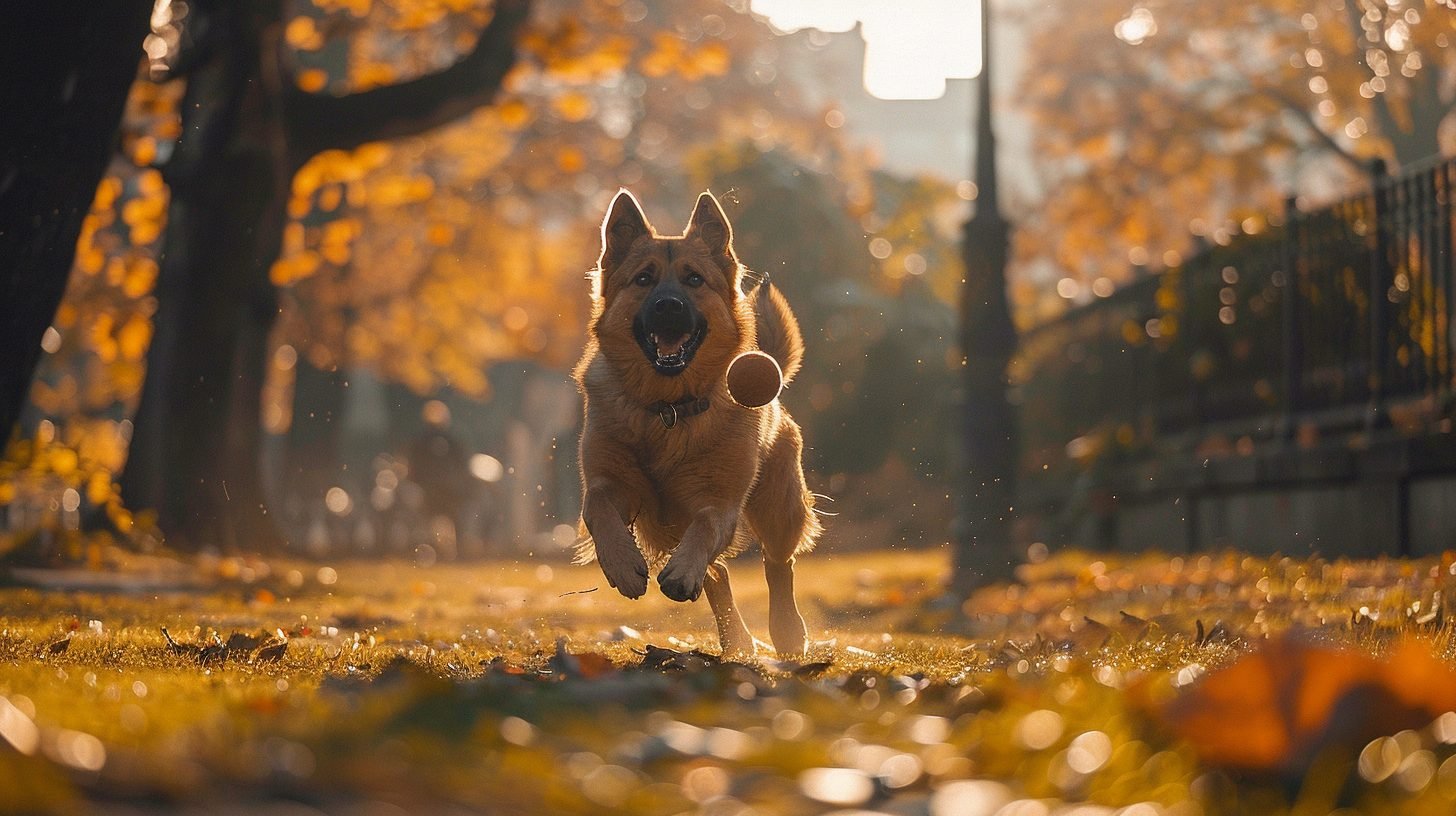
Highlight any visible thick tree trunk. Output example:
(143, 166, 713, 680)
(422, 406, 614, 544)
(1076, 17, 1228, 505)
(0, 4, 152, 443)
(120, 0, 531, 551)
(121, 2, 291, 551)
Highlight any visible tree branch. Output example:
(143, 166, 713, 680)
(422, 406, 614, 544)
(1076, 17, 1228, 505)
(1258, 85, 1366, 172)
(283, 0, 532, 161)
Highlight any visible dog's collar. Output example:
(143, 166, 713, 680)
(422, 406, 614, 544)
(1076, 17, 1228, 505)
(649, 395, 711, 429)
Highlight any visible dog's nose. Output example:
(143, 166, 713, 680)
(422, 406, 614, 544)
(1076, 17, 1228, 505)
(654, 297, 686, 315)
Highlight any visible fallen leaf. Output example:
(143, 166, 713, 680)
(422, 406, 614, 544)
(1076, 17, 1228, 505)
(1156, 636, 1456, 776)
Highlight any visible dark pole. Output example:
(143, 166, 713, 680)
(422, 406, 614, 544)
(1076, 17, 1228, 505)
(953, 0, 1019, 593)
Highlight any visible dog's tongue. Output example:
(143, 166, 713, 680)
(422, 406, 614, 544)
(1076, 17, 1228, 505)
(653, 333, 689, 356)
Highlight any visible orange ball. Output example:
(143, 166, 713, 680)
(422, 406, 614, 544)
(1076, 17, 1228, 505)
(727, 350, 783, 408)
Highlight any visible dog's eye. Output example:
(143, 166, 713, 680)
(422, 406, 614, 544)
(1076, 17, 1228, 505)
(633, 270, 654, 287)
(684, 271, 704, 288)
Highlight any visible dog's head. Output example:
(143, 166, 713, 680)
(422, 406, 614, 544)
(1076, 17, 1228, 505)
(590, 190, 749, 386)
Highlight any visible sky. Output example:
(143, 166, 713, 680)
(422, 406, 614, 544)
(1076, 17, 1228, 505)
(749, 0, 982, 100)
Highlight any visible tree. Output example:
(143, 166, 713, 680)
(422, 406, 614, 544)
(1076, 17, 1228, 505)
(1018, 0, 1456, 319)
(119, 0, 533, 551)
(0, 4, 152, 447)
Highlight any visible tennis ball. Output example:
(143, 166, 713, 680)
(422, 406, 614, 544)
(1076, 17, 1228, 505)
(726, 350, 783, 408)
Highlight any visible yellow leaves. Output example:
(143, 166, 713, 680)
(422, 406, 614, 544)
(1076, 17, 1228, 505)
(75, 216, 107, 276)
(87, 314, 117, 362)
(117, 315, 152, 362)
(292, 147, 394, 224)
(120, 170, 168, 246)
(640, 32, 683, 79)
(271, 251, 322, 286)
(296, 69, 329, 93)
(285, 16, 324, 50)
(496, 98, 532, 130)
(641, 33, 732, 81)
(352, 62, 399, 90)
(137, 169, 165, 196)
(79, 309, 149, 364)
(132, 136, 157, 167)
(318, 184, 343, 212)
(370, 175, 435, 206)
(692, 41, 730, 78)
(426, 223, 456, 247)
(284, 222, 306, 255)
(554, 146, 585, 174)
(93, 177, 123, 211)
(48, 447, 79, 478)
(321, 218, 362, 265)
(551, 90, 595, 123)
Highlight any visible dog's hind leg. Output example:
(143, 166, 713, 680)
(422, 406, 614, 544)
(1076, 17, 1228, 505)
(703, 561, 755, 659)
(746, 421, 821, 656)
(762, 559, 806, 656)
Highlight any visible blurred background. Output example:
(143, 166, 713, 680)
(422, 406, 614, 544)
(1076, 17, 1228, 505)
(2, 0, 1454, 570)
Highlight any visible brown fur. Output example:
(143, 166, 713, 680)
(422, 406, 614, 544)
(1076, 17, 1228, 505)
(572, 190, 821, 656)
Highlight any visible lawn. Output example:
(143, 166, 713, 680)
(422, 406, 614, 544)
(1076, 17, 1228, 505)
(3, 546, 1456, 814)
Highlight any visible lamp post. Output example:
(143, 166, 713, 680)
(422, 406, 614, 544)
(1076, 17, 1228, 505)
(953, 0, 1019, 593)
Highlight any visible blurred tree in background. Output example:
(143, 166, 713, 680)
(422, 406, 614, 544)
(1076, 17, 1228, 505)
(0, 4, 152, 478)
(116, 0, 534, 552)
(1016, 0, 1456, 321)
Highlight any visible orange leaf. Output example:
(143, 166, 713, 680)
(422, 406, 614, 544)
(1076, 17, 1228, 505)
(1158, 637, 1456, 776)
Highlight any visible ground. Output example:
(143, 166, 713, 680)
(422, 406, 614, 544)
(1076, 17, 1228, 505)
(3, 546, 1456, 814)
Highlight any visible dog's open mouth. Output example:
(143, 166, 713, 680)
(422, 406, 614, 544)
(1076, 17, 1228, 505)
(647, 327, 705, 373)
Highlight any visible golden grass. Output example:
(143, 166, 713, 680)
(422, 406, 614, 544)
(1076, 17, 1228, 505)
(2, 547, 1455, 814)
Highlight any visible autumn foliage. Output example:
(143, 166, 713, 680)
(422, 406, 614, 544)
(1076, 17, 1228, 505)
(1017, 0, 1456, 321)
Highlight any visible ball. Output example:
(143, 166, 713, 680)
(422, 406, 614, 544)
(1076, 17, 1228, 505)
(726, 350, 783, 408)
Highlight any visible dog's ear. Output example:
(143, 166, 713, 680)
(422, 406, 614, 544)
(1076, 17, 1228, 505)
(601, 190, 652, 268)
(685, 191, 734, 260)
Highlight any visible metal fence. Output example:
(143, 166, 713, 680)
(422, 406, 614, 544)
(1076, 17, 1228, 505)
(1014, 155, 1456, 478)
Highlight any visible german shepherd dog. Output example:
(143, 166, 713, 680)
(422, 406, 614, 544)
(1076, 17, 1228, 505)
(573, 190, 821, 657)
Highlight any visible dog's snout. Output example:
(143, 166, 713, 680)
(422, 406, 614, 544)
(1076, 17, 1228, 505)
(654, 297, 686, 315)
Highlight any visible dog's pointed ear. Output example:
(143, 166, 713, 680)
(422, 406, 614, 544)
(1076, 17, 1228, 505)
(601, 190, 651, 268)
(685, 191, 734, 259)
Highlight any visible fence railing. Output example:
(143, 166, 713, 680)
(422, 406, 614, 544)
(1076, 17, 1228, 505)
(1014, 155, 1456, 479)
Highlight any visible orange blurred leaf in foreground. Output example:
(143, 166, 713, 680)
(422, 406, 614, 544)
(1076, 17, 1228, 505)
(1156, 638, 1456, 775)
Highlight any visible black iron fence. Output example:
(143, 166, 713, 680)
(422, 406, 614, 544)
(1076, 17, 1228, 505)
(1015, 155, 1456, 479)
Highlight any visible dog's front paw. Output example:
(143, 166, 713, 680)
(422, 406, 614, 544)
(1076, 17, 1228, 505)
(598, 545, 649, 599)
(656, 554, 706, 602)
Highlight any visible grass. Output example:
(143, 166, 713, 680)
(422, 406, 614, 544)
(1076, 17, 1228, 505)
(3, 546, 1456, 814)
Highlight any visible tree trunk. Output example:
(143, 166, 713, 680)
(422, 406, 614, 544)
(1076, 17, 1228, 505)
(120, 0, 531, 551)
(120, 2, 291, 551)
(120, 1, 291, 547)
(0, 4, 152, 443)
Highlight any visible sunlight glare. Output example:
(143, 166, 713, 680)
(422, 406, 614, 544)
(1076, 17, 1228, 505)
(751, 0, 982, 100)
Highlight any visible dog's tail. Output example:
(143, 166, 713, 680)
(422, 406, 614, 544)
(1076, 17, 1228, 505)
(753, 281, 804, 385)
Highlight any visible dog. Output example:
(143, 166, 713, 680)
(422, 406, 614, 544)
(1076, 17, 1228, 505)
(572, 190, 822, 657)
